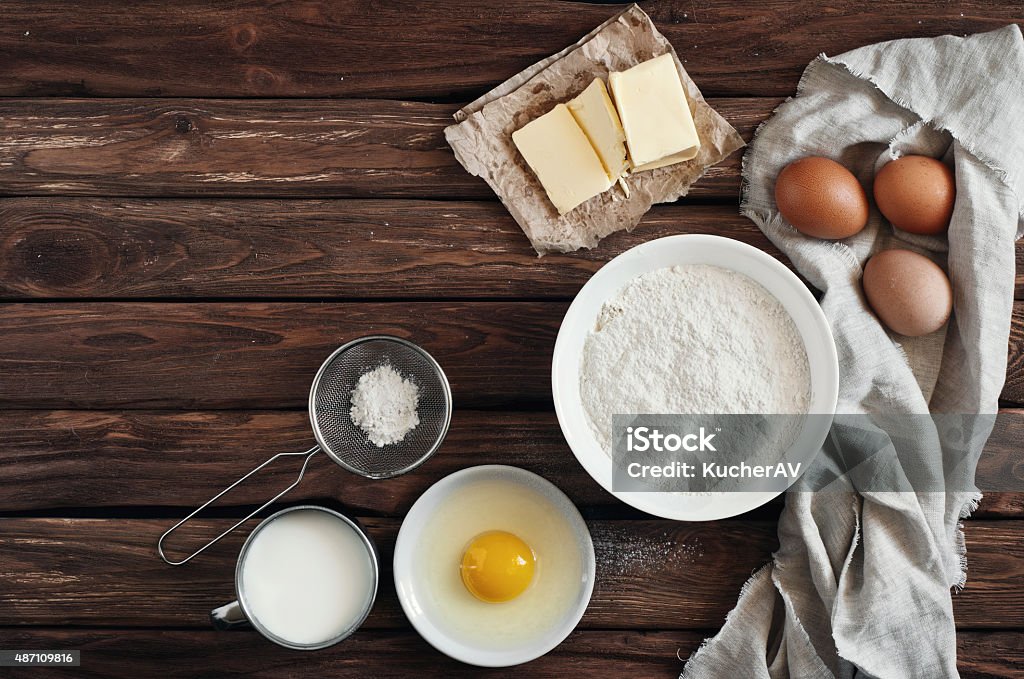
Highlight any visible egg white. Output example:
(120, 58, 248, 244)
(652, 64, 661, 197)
(413, 478, 585, 651)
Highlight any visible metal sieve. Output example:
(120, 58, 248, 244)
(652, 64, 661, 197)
(158, 335, 452, 566)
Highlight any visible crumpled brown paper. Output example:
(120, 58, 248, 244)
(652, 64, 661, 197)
(444, 4, 745, 255)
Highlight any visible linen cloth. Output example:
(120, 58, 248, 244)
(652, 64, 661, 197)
(681, 25, 1024, 679)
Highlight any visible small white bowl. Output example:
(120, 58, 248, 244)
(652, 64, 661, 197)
(552, 234, 839, 521)
(393, 465, 595, 667)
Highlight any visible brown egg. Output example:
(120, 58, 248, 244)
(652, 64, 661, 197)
(775, 156, 869, 240)
(862, 249, 953, 337)
(873, 155, 955, 235)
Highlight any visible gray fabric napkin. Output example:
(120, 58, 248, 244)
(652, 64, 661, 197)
(681, 25, 1024, 679)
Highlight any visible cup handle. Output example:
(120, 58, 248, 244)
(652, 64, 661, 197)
(211, 601, 249, 630)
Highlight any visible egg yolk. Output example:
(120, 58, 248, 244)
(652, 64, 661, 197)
(460, 530, 536, 603)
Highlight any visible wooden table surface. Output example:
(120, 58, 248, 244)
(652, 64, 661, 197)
(1, 2, 1023, 677)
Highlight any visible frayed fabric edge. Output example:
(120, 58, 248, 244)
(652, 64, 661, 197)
(737, 59, 863, 281)
(953, 491, 983, 591)
(821, 52, 1023, 221)
(678, 564, 772, 678)
(831, 495, 863, 671)
(738, 95, 794, 212)
(737, 52, 829, 214)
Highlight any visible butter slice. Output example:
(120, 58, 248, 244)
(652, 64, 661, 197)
(512, 104, 613, 215)
(567, 78, 629, 181)
(609, 53, 701, 170)
(631, 149, 696, 172)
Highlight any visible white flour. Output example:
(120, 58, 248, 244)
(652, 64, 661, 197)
(580, 265, 810, 453)
(350, 364, 420, 447)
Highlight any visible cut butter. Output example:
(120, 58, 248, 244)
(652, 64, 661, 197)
(512, 104, 613, 215)
(631, 149, 696, 172)
(609, 53, 701, 170)
(567, 79, 629, 181)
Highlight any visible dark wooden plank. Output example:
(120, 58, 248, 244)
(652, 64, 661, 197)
(0, 99, 470, 199)
(0, 517, 771, 629)
(0, 520, 1019, 630)
(0, 200, 779, 299)
(0, 518, 1019, 629)
(1005, 313, 1024, 405)
(0, 629, 705, 678)
(0, 409, 1020, 517)
(0, 301, 561, 409)
(982, 493, 1024, 519)
(0, 629, 1016, 679)
(3, 301, 1024, 409)
(957, 631, 1024, 679)
(0, 410, 609, 514)
(4, 197, 1022, 300)
(0, 1, 1019, 98)
(0, 98, 759, 198)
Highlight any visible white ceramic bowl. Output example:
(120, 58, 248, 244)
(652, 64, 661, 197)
(552, 234, 839, 521)
(393, 465, 596, 667)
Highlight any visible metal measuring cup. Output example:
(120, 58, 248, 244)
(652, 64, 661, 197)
(157, 335, 452, 566)
(210, 505, 379, 650)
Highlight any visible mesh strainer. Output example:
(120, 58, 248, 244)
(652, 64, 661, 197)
(158, 335, 452, 566)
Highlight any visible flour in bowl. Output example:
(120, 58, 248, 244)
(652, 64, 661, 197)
(580, 265, 810, 453)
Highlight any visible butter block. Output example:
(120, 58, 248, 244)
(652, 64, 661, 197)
(512, 104, 613, 215)
(567, 78, 629, 181)
(631, 149, 697, 172)
(609, 53, 701, 169)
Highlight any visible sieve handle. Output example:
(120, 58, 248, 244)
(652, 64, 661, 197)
(157, 446, 320, 566)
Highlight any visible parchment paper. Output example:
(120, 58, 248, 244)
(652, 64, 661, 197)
(444, 4, 744, 255)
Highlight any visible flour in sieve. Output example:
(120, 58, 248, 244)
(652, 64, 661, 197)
(350, 363, 420, 447)
(580, 265, 811, 453)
